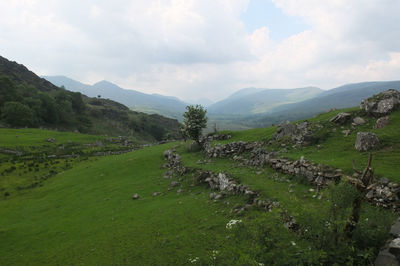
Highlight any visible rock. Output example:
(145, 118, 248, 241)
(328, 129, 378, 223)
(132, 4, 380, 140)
(366, 190, 374, 199)
(152, 192, 160, 197)
(274, 121, 297, 140)
(163, 150, 173, 159)
(342, 129, 351, 136)
(389, 238, 400, 257)
(355, 132, 380, 151)
(375, 116, 390, 129)
(390, 219, 400, 237)
(353, 117, 366, 125)
(360, 89, 400, 117)
(274, 120, 313, 145)
(375, 249, 399, 266)
(209, 192, 217, 199)
(46, 138, 56, 143)
(132, 193, 139, 200)
(330, 112, 351, 124)
(170, 181, 180, 187)
(380, 178, 390, 185)
(214, 194, 223, 200)
(177, 188, 183, 193)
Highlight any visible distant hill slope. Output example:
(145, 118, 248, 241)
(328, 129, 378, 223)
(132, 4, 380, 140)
(0, 56, 181, 141)
(207, 87, 322, 115)
(250, 80, 400, 126)
(44, 75, 188, 120)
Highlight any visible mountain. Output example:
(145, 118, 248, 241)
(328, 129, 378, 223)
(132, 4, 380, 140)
(43, 76, 188, 120)
(252, 80, 400, 126)
(0, 56, 181, 141)
(207, 86, 323, 115)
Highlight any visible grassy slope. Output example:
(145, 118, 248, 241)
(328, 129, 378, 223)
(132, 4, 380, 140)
(0, 143, 248, 265)
(0, 129, 133, 199)
(1, 106, 399, 265)
(217, 108, 400, 182)
(0, 128, 105, 147)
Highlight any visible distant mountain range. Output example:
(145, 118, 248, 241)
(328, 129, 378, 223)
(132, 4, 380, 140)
(207, 86, 323, 115)
(248, 80, 400, 127)
(43, 76, 188, 120)
(43, 76, 400, 130)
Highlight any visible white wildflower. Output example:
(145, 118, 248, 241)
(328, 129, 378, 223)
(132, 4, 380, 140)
(189, 257, 199, 263)
(290, 241, 296, 246)
(211, 250, 219, 260)
(226, 219, 242, 229)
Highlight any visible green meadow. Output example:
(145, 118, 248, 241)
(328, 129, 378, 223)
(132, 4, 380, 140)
(1, 107, 399, 265)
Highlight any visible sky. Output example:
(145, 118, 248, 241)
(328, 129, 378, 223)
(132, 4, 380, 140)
(0, 0, 400, 102)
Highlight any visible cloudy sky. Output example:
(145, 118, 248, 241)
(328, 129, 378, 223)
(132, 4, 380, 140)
(1, 0, 399, 101)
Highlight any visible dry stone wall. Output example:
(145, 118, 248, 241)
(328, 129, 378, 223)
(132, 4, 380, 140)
(204, 141, 400, 211)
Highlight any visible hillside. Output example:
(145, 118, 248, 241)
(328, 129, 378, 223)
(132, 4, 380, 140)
(0, 56, 181, 142)
(247, 81, 400, 127)
(207, 86, 322, 115)
(1, 90, 400, 265)
(44, 75, 188, 120)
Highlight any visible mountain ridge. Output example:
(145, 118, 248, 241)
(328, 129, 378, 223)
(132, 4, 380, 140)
(43, 75, 188, 120)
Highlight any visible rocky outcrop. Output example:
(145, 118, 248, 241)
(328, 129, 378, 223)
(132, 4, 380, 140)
(361, 89, 400, 117)
(163, 149, 187, 177)
(330, 112, 352, 124)
(274, 121, 314, 145)
(355, 132, 380, 151)
(366, 178, 400, 209)
(375, 218, 400, 266)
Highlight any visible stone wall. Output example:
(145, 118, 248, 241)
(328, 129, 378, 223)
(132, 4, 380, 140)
(163, 149, 277, 213)
(204, 141, 400, 211)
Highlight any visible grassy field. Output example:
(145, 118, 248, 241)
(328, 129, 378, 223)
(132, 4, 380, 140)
(0, 143, 240, 265)
(0, 129, 137, 200)
(0, 128, 105, 147)
(217, 108, 400, 182)
(1, 106, 399, 265)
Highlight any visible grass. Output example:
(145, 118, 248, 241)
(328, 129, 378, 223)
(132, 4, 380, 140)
(0, 143, 244, 265)
(0, 128, 106, 148)
(1, 105, 399, 264)
(211, 108, 400, 182)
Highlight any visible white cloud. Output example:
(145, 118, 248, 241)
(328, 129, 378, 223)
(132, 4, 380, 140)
(0, 0, 399, 101)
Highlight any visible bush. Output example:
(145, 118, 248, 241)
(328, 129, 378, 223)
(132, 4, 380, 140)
(2, 101, 34, 127)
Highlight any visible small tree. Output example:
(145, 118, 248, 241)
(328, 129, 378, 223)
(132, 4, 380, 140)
(182, 105, 207, 146)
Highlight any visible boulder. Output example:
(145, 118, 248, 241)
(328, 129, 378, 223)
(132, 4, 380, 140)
(375, 116, 390, 129)
(274, 121, 297, 140)
(389, 238, 400, 258)
(274, 120, 313, 145)
(360, 89, 400, 117)
(353, 117, 366, 125)
(375, 249, 399, 266)
(391, 219, 400, 237)
(132, 193, 140, 200)
(170, 181, 180, 187)
(355, 132, 380, 151)
(330, 112, 351, 124)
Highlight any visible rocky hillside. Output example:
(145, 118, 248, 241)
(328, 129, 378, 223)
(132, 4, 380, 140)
(0, 56, 181, 141)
